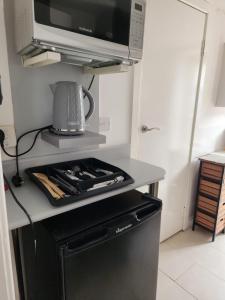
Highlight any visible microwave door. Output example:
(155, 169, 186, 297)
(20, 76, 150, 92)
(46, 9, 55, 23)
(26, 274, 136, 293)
(34, 0, 131, 46)
(15, 0, 145, 65)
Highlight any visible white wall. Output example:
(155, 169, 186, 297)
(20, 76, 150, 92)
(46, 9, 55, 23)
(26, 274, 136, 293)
(182, 0, 225, 227)
(99, 70, 134, 147)
(192, 4, 225, 157)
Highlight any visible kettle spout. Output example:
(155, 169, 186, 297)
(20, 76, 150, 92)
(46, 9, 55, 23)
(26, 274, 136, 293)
(50, 83, 57, 94)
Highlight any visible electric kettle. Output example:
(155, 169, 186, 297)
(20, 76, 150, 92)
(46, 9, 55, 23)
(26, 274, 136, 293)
(50, 81, 95, 136)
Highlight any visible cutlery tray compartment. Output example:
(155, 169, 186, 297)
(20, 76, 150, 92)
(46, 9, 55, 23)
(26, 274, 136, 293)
(26, 158, 134, 207)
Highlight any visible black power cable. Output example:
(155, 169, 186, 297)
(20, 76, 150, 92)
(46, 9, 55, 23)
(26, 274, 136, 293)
(4, 174, 38, 299)
(83, 75, 95, 121)
(15, 126, 51, 182)
(3, 174, 33, 226)
(1, 125, 51, 158)
(84, 75, 95, 100)
(88, 75, 95, 91)
(0, 125, 51, 186)
(3, 174, 37, 254)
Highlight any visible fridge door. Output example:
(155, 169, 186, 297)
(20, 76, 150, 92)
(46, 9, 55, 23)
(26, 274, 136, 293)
(59, 199, 162, 300)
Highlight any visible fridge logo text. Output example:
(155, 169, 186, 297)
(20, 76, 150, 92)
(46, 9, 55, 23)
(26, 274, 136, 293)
(116, 224, 133, 234)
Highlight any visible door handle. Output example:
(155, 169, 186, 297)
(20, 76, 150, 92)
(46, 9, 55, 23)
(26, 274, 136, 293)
(0, 76, 3, 105)
(141, 126, 160, 133)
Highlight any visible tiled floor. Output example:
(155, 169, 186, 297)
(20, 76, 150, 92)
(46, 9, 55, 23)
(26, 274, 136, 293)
(157, 228, 225, 300)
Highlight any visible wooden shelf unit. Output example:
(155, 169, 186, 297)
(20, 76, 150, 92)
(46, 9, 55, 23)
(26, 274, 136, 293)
(193, 157, 225, 242)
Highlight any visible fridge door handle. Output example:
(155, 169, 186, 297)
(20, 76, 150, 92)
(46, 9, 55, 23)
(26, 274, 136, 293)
(135, 203, 162, 222)
(65, 227, 109, 255)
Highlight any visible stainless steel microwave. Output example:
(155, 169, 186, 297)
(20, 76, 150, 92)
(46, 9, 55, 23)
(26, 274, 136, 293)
(14, 0, 146, 67)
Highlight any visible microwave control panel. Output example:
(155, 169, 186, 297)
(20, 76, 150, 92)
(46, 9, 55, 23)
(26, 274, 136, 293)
(129, 0, 146, 51)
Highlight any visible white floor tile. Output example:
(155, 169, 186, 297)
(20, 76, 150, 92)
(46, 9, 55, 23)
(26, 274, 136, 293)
(159, 241, 196, 280)
(195, 246, 225, 281)
(211, 233, 225, 254)
(177, 264, 225, 300)
(168, 229, 225, 281)
(159, 228, 225, 280)
(159, 229, 225, 299)
(157, 271, 196, 300)
(165, 228, 212, 247)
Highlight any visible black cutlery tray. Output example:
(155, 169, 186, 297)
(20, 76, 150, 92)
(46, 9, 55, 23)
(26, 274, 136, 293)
(26, 158, 134, 207)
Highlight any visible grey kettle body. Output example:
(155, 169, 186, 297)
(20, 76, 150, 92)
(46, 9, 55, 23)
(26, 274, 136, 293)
(50, 81, 94, 136)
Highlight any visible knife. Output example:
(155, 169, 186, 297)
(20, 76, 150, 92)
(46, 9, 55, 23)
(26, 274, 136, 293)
(87, 176, 124, 192)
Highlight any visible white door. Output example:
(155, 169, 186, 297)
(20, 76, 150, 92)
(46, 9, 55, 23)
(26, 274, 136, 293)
(134, 0, 206, 241)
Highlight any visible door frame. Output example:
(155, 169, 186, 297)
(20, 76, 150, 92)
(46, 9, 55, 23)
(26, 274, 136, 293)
(131, 0, 208, 230)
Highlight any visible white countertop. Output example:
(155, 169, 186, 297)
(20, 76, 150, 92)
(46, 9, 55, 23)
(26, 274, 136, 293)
(4, 147, 165, 230)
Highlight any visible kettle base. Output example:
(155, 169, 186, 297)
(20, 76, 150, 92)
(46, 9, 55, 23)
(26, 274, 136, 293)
(50, 127, 85, 136)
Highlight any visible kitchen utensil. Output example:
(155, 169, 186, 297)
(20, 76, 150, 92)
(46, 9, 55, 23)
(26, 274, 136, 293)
(79, 162, 99, 177)
(53, 168, 82, 181)
(82, 171, 96, 179)
(65, 170, 81, 181)
(73, 166, 81, 173)
(50, 81, 95, 136)
(87, 176, 125, 191)
(40, 181, 62, 199)
(72, 165, 90, 180)
(49, 176, 78, 195)
(33, 173, 65, 199)
(95, 169, 114, 176)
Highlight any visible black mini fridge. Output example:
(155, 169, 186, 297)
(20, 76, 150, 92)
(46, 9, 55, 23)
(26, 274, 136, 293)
(19, 190, 162, 300)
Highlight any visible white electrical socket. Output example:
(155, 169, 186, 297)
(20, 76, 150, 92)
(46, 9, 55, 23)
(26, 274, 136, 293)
(0, 125, 16, 148)
(99, 117, 111, 132)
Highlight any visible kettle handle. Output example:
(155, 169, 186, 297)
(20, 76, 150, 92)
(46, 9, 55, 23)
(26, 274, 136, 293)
(83, 87, 95, 121)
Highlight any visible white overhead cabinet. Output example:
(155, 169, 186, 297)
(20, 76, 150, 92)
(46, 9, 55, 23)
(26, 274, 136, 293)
(0, 0, 16, 147)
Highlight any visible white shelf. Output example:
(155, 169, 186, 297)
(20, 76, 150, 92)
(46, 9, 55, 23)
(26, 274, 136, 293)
(41, 131, 106, 149)
(84, 64, 130, 75)
(5, 156, 165, 230)
(22, 51, 61, 68)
